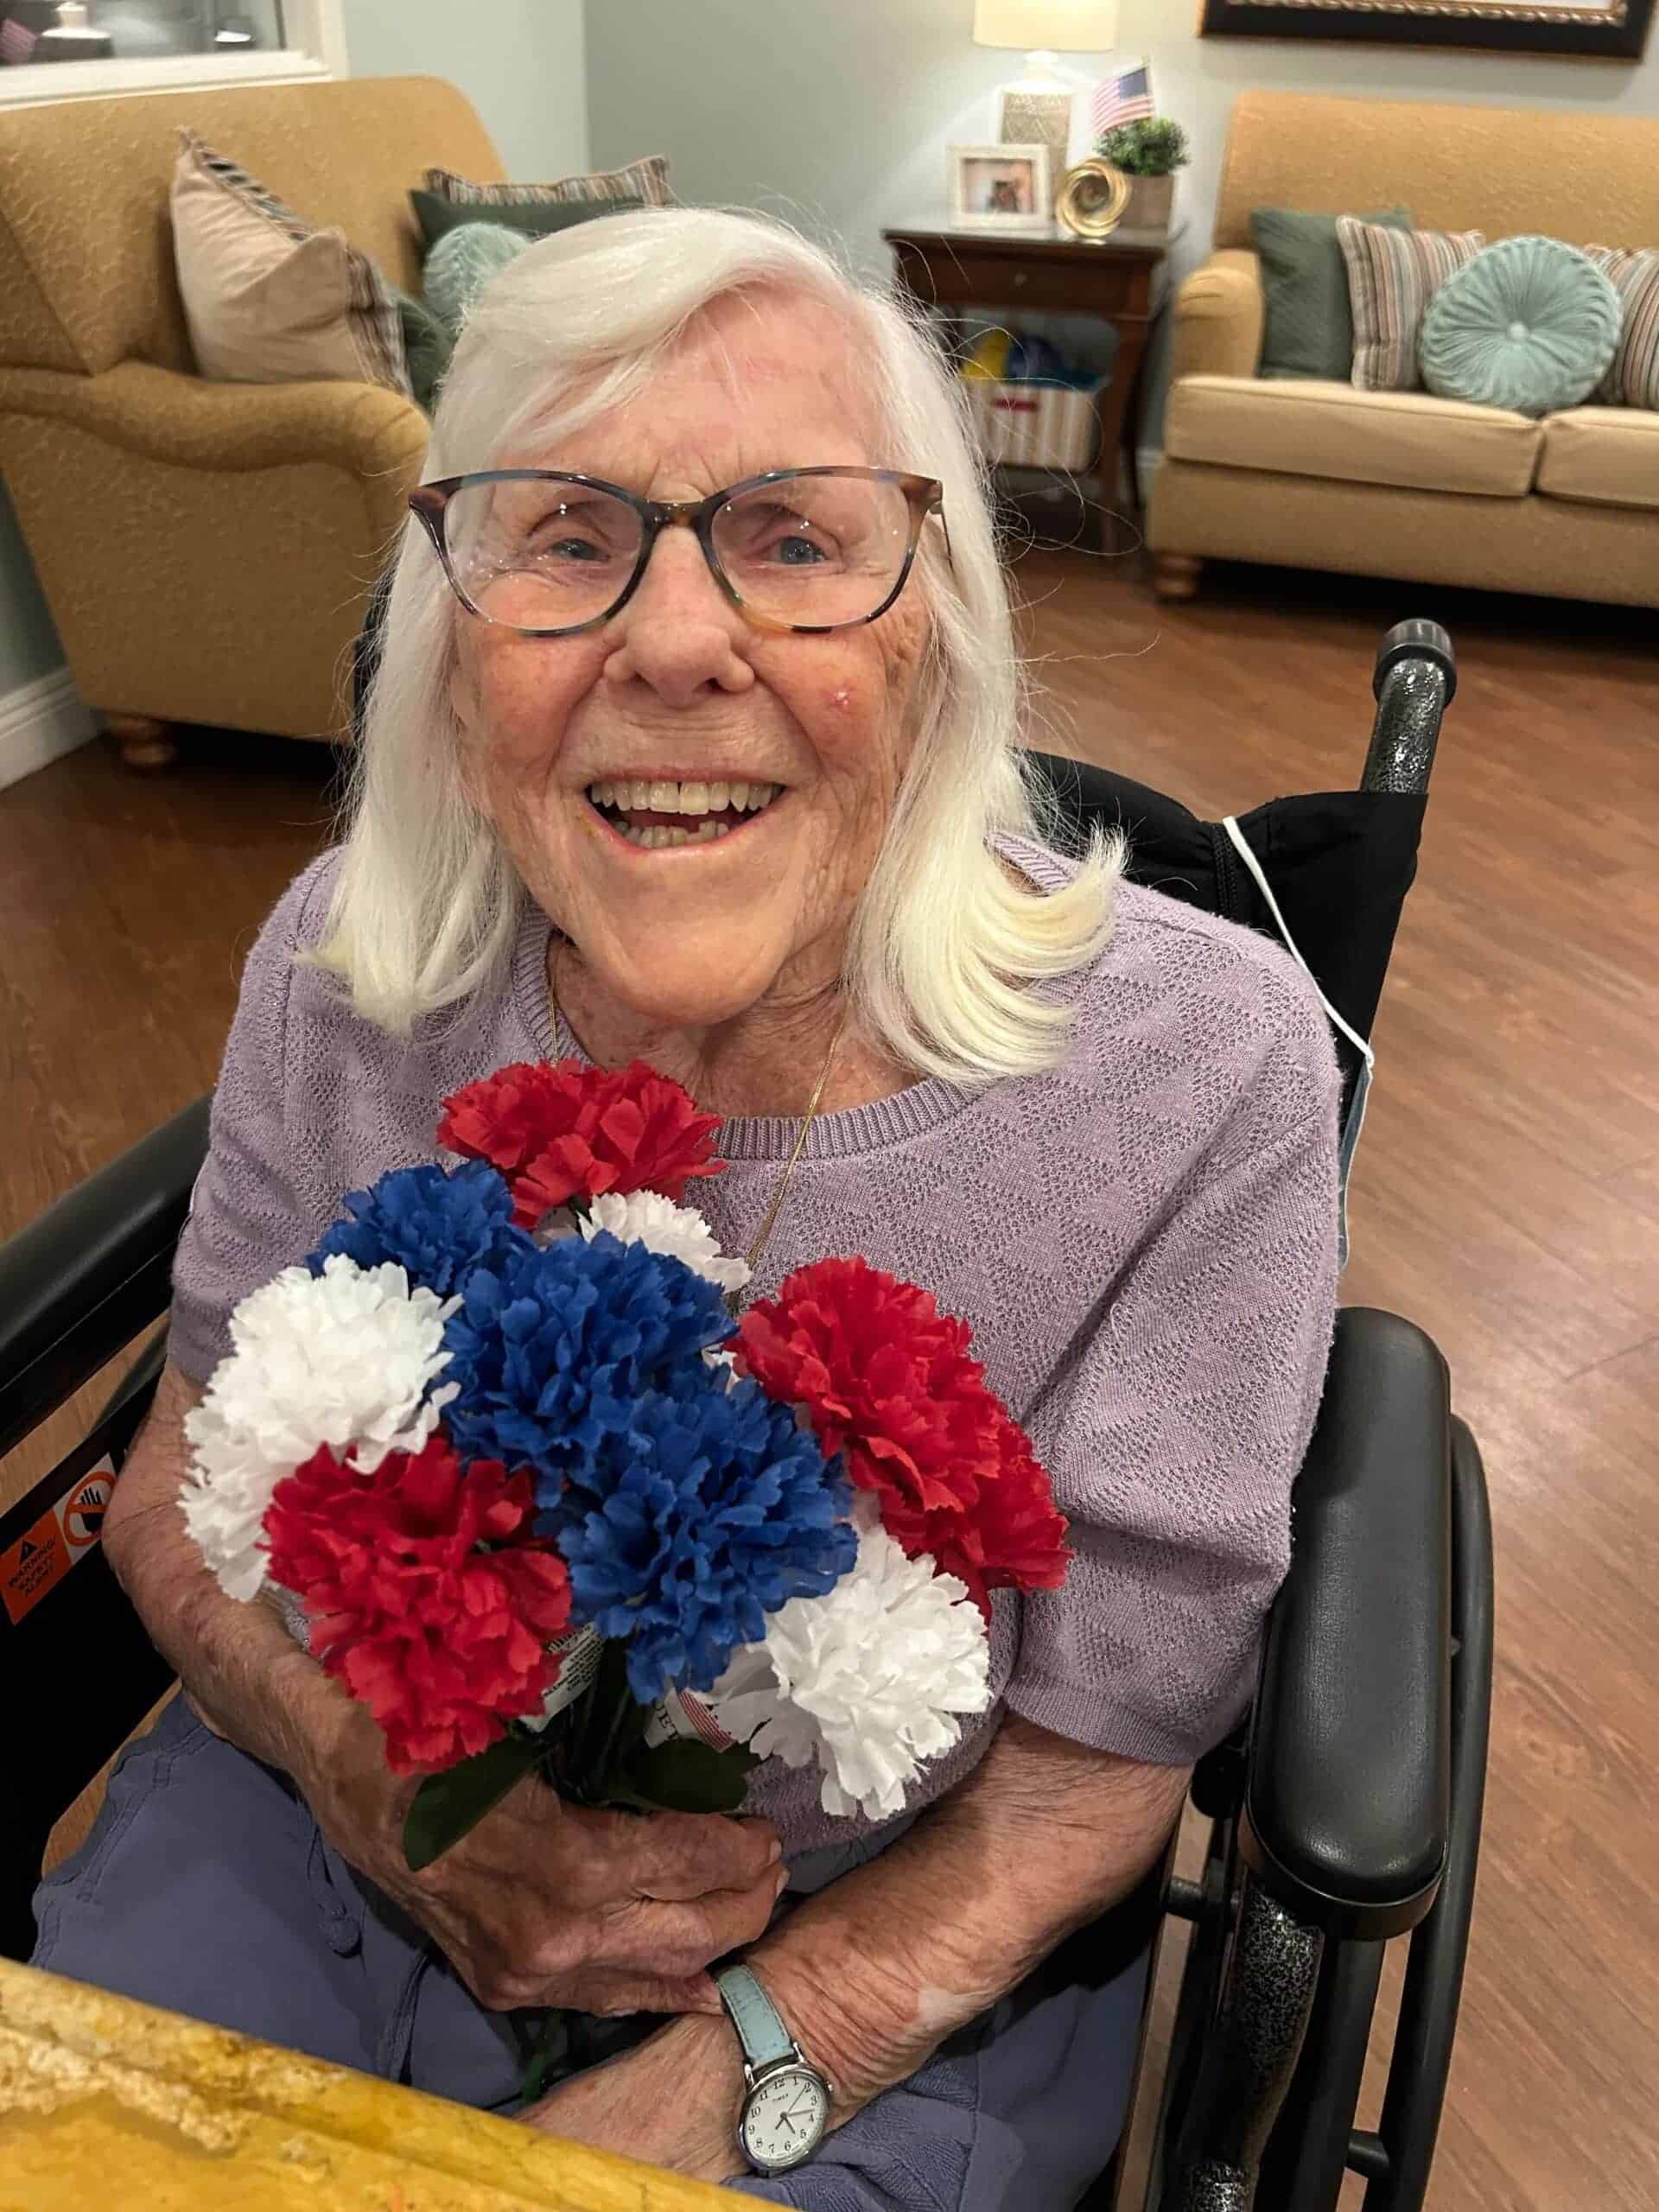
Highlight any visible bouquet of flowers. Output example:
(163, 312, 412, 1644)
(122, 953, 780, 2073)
(181, 1059, 1069, 1870)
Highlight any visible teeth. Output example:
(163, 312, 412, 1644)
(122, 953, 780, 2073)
(588, 776, 784, 828)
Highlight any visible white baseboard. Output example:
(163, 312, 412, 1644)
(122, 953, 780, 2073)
(0, 665, 96, 794)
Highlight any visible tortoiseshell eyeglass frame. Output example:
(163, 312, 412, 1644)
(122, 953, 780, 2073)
(408, 465, 946, 639)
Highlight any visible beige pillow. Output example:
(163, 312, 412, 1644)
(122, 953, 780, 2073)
(1584, 245, 1659, 409)
(171, 130, 409, 394)
(423, 152, 671, 211)
(1337, 216, 1485, 392)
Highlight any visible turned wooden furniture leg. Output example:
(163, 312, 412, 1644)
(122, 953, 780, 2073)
(105, 714, 178, 772)
(1154, 553, 1204, 601)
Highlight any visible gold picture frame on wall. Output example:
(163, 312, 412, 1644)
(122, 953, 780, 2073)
(1198, 0, 1654, 60)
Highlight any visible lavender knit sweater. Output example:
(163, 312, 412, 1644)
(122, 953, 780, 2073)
(172, 840, 1340, 1856)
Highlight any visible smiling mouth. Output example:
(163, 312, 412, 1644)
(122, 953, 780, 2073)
(586, 777, 784, 850)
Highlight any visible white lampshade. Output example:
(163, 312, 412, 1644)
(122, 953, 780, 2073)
(973, 0, 1118, 51)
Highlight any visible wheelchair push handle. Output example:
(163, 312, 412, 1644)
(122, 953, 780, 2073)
(1363, 621, 1457, 798)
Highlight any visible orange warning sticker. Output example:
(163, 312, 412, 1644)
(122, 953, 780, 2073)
(0, 1453, 117, 1627)
(58, 1471, 111, 1550)
(0, 1509, 73, 1626)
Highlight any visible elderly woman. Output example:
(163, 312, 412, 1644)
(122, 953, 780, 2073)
(35, 209, 1339, 2205)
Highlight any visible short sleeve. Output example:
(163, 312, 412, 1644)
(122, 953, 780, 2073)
(1006, 1039, 1342, 1769)
(168, 856, 340, 1383)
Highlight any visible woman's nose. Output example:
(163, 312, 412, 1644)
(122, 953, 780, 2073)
(601, 527, 755, 706)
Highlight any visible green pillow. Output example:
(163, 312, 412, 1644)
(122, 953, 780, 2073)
(1252, 206, 1412, 381)
(422, 222, 533, 339)
(392, 287, 454, 413)
(409, 188, 645, 248)
(1420, 235, 1621, 418)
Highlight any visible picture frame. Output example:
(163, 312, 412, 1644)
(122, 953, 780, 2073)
(1198, 0, 1654, 62)
(950, 143, 1053, 232)
(995, 85, 1071, 199)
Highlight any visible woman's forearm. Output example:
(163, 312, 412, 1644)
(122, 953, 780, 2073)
(755, 1715, 1188, 2107)
(104, 1362, 356, 1790)
(526, 1715, 1191, 2173)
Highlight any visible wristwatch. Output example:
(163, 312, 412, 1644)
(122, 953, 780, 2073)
(713, 1962, 833, 2176)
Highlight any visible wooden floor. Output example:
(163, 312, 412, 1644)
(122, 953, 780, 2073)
(3, 551, 1656, 2210)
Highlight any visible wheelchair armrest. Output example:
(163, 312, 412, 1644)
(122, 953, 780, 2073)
(0, 1096, 210, 1459)
(1240, 1306, 1452, 1940)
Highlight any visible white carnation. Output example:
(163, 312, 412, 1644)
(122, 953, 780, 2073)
(709, 1523, 992, 1821)
(181, 1255, 459, 1603)
(581, 1188, 750, 1294)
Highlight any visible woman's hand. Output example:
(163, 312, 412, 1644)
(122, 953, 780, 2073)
(519, 2014, 746, 2183)
(107, 1363, 785, 2020)
(301, 1700, 786, 2016)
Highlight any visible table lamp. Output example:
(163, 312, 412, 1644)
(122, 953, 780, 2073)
(974, 0, 1118, 189)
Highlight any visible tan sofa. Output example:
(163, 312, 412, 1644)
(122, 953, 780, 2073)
(1147, 92, 1659, 611)
(0, 76, 503, 765)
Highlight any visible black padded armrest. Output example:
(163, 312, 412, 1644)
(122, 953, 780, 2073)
(1240, 1306, 1452, 1939)
(0, 1096, 210, 1459)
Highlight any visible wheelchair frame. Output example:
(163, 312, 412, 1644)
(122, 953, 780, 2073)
(0, 625, 1491, 2212)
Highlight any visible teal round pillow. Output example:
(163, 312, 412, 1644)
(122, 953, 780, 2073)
(1420, 235, 1620, 417)
(423, 221, 532, 340)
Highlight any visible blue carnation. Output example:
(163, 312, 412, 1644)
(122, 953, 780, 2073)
(559, 1372, 856, 1702)
(308, 1160, 520, 1295)
(441, 1230, 733, 1478)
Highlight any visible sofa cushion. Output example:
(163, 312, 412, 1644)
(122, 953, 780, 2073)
(1337, 217, 1484, 391)
(1583, 246, 1659, 410)
(422, 223, 532, 340)
(1166, 375, 1541, 498)
(1536, 405, 1659, 513)
(1251, 206, 1411, 382)
(409, 188, 646, 249)
(170, 130, 408, 395)
(1421, 237, 1620, 419)
(423, 154, 671, 213)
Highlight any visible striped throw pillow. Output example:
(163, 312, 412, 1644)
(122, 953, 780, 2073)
(1583, 246, 1659, 409)
(1337, 217, 1485, 392)
(423, 155, 671, 212)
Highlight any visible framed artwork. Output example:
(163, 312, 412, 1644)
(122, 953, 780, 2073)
(995, 86, 1071, 203)
(1198, 0, 1655, 61)
(950, 143, 1053, 232)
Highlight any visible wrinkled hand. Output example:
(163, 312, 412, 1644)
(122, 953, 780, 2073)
(301, 1702, 785, 2015)
(519, 2014, 747, 2183)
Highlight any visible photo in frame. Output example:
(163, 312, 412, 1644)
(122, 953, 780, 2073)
(1198, 0, 1654, 60)
(950, 143, 1053, 232)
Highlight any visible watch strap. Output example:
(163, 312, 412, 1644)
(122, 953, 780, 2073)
(714, 1963, 797, 2073)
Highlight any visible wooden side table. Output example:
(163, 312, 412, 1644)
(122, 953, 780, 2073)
(883, 222, 1178, 540)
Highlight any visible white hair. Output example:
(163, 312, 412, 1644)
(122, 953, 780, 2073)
(322, 207, 1121, 1083)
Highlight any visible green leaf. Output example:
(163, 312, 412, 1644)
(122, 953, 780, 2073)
(614, 1736, 761, 1815)
(403, 1731, 548, 1872)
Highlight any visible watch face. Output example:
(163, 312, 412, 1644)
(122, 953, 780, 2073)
(741, 2064, 830, 2171)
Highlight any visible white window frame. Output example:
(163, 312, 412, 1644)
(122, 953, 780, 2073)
(0, 0, 348, 108)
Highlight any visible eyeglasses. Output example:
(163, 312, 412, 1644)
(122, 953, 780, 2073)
(409, 466, 944, 639)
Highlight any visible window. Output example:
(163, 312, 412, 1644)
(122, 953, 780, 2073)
(0, 0, 346, 103)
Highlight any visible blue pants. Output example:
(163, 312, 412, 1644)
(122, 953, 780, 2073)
(34, 1699, 1147, 2210)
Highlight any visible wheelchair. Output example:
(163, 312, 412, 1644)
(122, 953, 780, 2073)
(0, 618, 1491, 2212)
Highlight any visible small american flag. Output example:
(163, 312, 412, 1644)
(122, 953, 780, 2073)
(0, 17, 40, 65)
(1092, 62, 1154, 141)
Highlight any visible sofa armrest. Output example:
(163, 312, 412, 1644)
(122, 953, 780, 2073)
(1169, 248, 1265, 385)
(1240, 1307, 1452, 1941)
(0, 359, 427, 485)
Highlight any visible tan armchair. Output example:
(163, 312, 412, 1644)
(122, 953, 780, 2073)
(1147, 92, 1659, 611)
(0, 75, 503, 766)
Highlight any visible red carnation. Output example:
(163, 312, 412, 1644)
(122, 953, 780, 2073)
(438, 1058, 723, 1227)
(736, 1256, 1069, 1616)
(264, 1433, 571, 1775)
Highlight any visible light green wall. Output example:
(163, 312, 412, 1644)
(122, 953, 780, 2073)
(0, 0, 588, 707)
(585, 0, 1659, 439)
(343, 0, 588, 178)
(0, 493, 62, 692)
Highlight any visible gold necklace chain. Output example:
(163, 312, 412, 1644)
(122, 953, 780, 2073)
(550, 952, 847, 1300)
(740, 1002, 849, 1286)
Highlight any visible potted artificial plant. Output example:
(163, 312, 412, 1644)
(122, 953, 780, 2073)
(1093, 117, 1188, 233)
